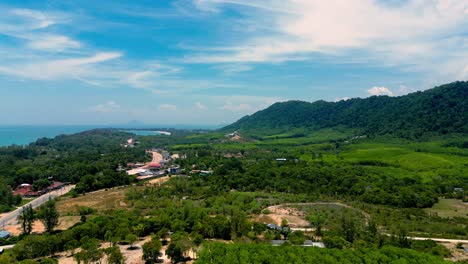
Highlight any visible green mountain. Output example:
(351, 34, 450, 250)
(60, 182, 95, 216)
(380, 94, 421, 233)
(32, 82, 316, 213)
(223, 81, 468, 137)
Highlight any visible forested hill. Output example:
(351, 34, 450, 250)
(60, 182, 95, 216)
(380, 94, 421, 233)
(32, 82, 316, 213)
(223, 81, 468, 137)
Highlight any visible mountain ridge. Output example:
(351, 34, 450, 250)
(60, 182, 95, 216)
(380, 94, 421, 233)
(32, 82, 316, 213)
(222, 81, 468, 137)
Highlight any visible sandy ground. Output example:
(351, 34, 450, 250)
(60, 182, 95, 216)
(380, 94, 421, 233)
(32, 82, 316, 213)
(57, 236, 174, 264)
(255, 205, 309, 227)
(147, 151, 163, 165)
(4, 220, 45, 236)
(4, 215, 80, 236)
(146, 176, 170, 186)
(443, 242, 468, 262)
(230, 135, 241, 141)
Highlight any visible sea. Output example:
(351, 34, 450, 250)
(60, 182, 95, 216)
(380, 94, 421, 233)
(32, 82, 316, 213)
(0, 124, 220, 147)
(0, 126, 103, 147)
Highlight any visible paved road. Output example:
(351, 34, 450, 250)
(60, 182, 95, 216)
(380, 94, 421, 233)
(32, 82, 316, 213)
(0, 244, 14, 251)
(383, 234, 468, 244)
(0, 185, 75, 226)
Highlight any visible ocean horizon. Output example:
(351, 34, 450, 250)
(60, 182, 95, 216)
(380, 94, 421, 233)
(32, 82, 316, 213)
(0, 125, 104, 147)
(0, 124, 221, 147)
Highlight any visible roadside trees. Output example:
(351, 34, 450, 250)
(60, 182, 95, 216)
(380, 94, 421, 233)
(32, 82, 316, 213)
(37, 198, 59, 233)
(19, 204, 35, 235)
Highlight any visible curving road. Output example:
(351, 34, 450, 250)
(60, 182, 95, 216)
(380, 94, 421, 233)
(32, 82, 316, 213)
(0, 185, 75, 227)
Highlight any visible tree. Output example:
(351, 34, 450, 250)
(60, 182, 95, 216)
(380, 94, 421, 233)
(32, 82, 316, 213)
(142, 236, 162, 263)
(105, 246, 125, 264)
(37, 198, 59, 233)
(65, 239, 79, 256)
(340, 214, 357, 243)
(308, 213, 326, 237)
(126, 234, 139, 249)
(19, 204, 35, 235)
(78, 237, 103, 264)
(166, 234, 191, 263)
(32, 179, 51, 192)
(288, 231, 306, 245)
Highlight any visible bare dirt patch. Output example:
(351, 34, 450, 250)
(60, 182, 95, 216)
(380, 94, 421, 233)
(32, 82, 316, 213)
(443, 242, 468, 262)
(147, 176, 170, 186)
(255, 205, 310, 227)
(56, 236, 171, 264)
(5, 220, 45, 236)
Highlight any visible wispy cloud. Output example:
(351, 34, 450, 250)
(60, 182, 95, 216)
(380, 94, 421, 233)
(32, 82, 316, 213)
(159, 104, 177, 111)
(185, 0, 468, 81)
(0, 52, 122, 80)
(27, 35, 81, 51)
(89, 101, 121, 113)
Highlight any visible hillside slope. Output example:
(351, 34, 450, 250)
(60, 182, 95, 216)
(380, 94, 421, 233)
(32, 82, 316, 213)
(223, 81, 468, 137)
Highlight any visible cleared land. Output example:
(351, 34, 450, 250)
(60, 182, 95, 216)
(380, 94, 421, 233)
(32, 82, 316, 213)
(425, 199, 468, 218)
(56, 186, 142, 215)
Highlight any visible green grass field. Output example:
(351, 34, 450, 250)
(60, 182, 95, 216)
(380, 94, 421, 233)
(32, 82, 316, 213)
(425, 199, 468, 218)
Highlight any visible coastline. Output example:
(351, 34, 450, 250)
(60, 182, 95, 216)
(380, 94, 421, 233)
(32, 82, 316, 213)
(0, 125, 102, 147)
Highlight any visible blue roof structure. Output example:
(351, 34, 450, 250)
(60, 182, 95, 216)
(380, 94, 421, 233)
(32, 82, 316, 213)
(0, 230, 10, 239)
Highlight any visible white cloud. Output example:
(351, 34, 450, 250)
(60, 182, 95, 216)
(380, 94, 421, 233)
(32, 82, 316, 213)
(27, 35, 81, 51)
(367, 86, 393, 96)
(195, 102, 207, 110)
(214, 64, 253, 74)
(89, 101, 120, 113)
(0, 52, 122, 80)
(186, 0, 468, 80)
(10, 8, 59, 30)
(159, 104, 177, 111)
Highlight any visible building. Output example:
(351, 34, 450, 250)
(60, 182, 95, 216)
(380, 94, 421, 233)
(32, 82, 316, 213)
(147, 163, 162, 170)
(0, 230, 10, 239)
(12, 184, 32, 196)
(271, 240, 325, 248)
(127, 168, 149, 176)
(46, 181, 65, 192)
(303, 240, 325, 248)
(266, 223, 290, 233)
(169, 166, 180, 174)
(225, 131, 239, 138)
(12, 184, 41, 197)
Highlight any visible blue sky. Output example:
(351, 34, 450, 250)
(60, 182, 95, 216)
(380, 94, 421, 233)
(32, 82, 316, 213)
(0, 0, 467, 126)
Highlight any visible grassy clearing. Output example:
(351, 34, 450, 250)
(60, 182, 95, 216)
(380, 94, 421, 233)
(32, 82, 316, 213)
(170, 143, 208, 150)
(340, 142, 466, 174)
(258, 128, 351, 146)
(57, 216, 81, 230)
(425, 199, 468, 218)
(56, 186, 142, 216)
